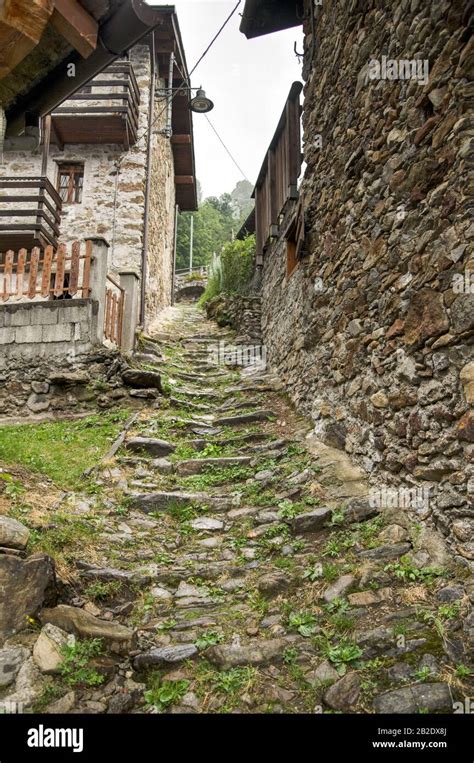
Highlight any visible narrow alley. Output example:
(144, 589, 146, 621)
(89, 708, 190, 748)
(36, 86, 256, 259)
(2, 303, 470, 715)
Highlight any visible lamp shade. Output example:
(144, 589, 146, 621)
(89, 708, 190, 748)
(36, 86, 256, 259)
(190, 88, 214, 113)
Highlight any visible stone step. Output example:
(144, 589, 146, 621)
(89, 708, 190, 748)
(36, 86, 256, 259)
(125, 437, 175, 457)
(215, 432, 272, 447)
(169, 397, 212, 411)
(172, 387, 226, 400)
(176, 456, 252, 476)
(173, 371, 227, 382)
(217, 399, 262, 412)
(214, 410, 275, 426)
(129, 490, 232, 513)
(76, 564, 150, 587)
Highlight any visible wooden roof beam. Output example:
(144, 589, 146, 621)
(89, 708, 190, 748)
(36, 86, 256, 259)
(0, 0, 54, 78)
(51, 0, 98, 59)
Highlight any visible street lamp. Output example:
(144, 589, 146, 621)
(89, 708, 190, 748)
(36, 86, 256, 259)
(189, 88, 214, 114)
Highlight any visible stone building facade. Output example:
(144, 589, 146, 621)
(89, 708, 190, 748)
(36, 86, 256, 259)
(0, 17, 196, 332)
(241, 1, 473, 563)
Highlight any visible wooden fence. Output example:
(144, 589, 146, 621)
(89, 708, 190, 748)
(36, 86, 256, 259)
(0, 241, 91, 302)
(104, 274, 125, 347)
(253, 82, 303, 259)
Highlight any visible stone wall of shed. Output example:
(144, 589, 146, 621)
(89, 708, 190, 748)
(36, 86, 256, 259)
(260, 0, 473, 563)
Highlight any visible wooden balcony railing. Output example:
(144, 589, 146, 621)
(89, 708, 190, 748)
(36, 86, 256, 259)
(51, 61, 140, 148)
(0, 176, 62, 252)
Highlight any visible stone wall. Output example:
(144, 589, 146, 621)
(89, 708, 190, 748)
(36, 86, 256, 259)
(0, 299, 108, 418)
(206, 294, 263, 345)
(145, 84, 176, 322)
(0, 300, 99, 359)
(0, 298, 165, 418)
(260, 0, 473, 563)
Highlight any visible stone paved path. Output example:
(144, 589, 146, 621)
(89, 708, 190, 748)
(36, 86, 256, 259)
(2, 304, 472, 714)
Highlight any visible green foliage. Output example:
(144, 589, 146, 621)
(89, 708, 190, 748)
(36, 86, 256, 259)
(0, 473, 26, 499)
(0, 411, 129, 488)
(288, 611, 318, 637)
(215, 667, 256, 695)
(28, 513, 97, 562)
(195, 631, 225, 650)
(330, 508, 345, 526)
(200, 235, 256, 304)
(283, 647, 299, 665)
(303, 563, 324, 582)
(31, 681, 65, 712)
(384, 557, 446, 584)
(455, 664, 472, 679)
(85, 580, 123, 601)
(145, 679, 190, 711)
(413, 666, 433, 682)
(175, 182, 253, 272)
(323, 641, 363, 674)
(59, 639, 104, 687)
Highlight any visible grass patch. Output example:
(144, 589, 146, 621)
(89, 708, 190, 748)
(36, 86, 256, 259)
(84, 580, 123, 602)
(59, 638, 104, 687)
(0, 411, 129, 488)
(144, 676, 190, 711)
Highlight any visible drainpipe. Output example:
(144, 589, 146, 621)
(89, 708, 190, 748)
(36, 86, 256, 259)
(171, 203, 179, 304)
(166, 52, 174, 137)
(139, 33, 156, 330)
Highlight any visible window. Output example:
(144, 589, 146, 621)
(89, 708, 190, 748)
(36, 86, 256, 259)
(57, 164, 84, 204)
(287, 238, 298, 277)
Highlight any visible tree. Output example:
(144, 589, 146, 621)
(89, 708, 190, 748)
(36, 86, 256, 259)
(175, 180, 254, 271)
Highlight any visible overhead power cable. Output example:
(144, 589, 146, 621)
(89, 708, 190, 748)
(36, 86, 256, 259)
(130, 0, 242, 153)
(204, 114, 250, 182)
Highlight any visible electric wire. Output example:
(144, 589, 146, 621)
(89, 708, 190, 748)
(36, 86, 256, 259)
(204, 113, 250, 181)
(127, 0, 242, 156)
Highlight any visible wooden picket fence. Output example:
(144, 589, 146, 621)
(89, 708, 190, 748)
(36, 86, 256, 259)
(104, 273, 125, 347)
(0, 241, 92, 301)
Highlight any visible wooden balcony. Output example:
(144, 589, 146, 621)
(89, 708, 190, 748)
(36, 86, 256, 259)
(0, 176, 62, 252)
(51, 62, 140, 149)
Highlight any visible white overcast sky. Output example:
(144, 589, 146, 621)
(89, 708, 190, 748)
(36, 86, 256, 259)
(147, 1, 304, 199)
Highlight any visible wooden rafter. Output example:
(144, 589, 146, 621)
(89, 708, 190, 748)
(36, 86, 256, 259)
(0, 0, 54, 78)
(51, 0, 98, 59)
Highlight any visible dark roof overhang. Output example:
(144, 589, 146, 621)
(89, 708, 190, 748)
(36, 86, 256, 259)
(4, 0, 168, 136)
(239, 0, 302, 39)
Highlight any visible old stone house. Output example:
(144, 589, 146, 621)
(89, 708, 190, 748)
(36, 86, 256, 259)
(1, 6, 196, 339)
(240, 1, 474, 563)
(0, 4, 197, 417)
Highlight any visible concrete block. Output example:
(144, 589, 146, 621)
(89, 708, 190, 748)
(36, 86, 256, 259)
(77, 321, 91, 342)
(35, 307, 59, 325)
(10, 309, 31, 327)
(62, 305, 88, 323)
(0, 328, 16, 345)
(14, 325, 43, 344)
(42, 323, 73, 343)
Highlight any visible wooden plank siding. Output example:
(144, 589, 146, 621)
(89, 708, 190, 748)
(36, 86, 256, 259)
(253, 82, 303, 259)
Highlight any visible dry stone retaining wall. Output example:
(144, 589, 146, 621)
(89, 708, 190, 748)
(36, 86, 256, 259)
(260, 0, 473, 564)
